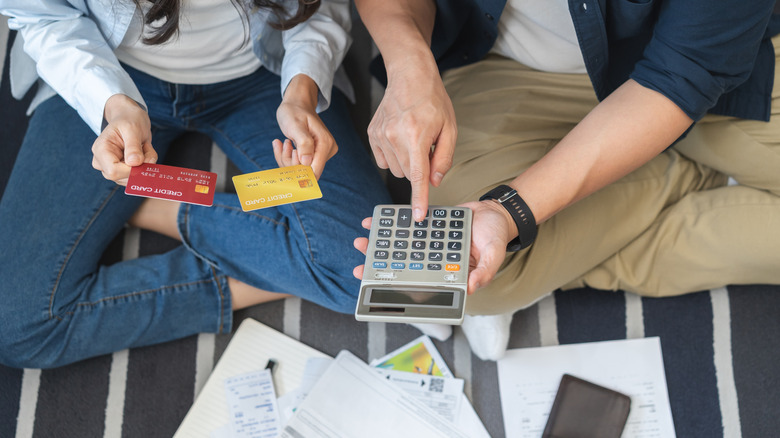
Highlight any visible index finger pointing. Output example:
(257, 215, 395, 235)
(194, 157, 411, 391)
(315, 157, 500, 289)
(408, 157, 430, 222)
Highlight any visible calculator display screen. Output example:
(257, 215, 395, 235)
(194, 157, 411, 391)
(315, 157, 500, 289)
(369, 289, 454, 307)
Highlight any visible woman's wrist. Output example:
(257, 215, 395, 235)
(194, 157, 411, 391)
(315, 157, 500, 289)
(283, 74, 319, 111)
(103, 94, 144, 125)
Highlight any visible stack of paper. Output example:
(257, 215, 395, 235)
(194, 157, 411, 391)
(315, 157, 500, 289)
(174, 319, 489, 438)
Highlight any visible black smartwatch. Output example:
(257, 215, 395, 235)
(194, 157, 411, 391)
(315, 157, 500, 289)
(479, 184, 537, 251)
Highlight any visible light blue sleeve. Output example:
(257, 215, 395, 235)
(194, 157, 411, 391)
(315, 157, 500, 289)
(1, 0, 146, 134)
(279, 0, 352, 113)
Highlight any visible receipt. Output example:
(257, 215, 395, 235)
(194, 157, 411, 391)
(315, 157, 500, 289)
(224, 369, 281, 438)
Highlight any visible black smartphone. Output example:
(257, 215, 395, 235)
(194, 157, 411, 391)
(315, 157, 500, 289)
(542, 374, 631, 438)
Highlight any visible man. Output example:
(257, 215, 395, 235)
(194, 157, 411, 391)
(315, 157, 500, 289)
(353, 0, 780, 360)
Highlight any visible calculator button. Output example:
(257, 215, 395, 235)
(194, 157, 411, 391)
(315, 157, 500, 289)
(412, 240, 426, 250)
(394, 240, 408, 249)
(413, 229, 427, 239)
(379, 218, 394, 227)
(427, 263, 442, 271)
(377, 229, 391, 238)
(432, 219, 446, 228)
(449, 231, 463, 240)
(432, 208, 447, 218)
(447, 242, 462, 251)
(446, 253, 461, 262)
(391, 262, 405, 269)
(431, 230, 445, 239)
(450, 220, 463, 229)
(376, 240, 390, 248)
(373, 262, 387, 269)
(395, 229, 410, 238)
(411, 252, 425, 260)
(374, 250, 388, 259)
(414, 220, 428, 228)
(381, 208, 395, 216)
(397, 208, 412, 228)
(375, 272, 396, 280)
(409, 263, 424, 270)
(451, 209, 465, 218)
(430, 241, 444, 251)
(445, 264, 461, 272)
(428, 252, 443, 261)
(392, 251, 407, 260)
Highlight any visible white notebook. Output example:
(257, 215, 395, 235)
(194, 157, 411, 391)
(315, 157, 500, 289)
(174, 319, 329, 438)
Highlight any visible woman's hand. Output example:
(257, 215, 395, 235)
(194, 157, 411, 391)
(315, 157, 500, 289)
(91, 94, 157, 186)
(274, 74, 337, 179)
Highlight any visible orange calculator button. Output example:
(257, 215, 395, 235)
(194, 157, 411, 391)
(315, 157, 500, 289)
(445, 264, 460, 272)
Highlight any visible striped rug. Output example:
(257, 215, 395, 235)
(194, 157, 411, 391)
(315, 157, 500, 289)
(2, 20, 780, 438)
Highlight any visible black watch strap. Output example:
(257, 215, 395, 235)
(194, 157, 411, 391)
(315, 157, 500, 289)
(479, 184, 537, 251)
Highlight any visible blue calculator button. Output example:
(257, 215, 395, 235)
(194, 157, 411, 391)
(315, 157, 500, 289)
(391, 262, 405, 270)
(373, 262, 387, 269)
(409, 263, 424, 270)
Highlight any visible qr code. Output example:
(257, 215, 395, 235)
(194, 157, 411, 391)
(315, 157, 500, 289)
(429, 378, 444, 393)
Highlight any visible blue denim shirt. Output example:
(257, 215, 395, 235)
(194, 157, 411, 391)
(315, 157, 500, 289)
(428, 0, 779, 122)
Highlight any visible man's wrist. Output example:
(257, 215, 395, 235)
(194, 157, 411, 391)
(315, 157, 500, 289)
(483, 198, 520, 242)
(480, 184, 538, 251)
(385, 42, 437, 80)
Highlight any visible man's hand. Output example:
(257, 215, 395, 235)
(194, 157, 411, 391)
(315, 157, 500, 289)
(354, 0, 455, 222)
(460, 200, 516, 294)
(274, 74, 336, 179)
(352, 200, 516, 294)
(368, 61, 457, 221)
(92, 94, 156, 186)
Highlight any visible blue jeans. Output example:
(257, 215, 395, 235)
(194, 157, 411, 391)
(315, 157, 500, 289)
(0, 66, 390, 368)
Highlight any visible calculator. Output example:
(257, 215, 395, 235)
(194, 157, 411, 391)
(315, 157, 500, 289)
(355, 205, 472, 325)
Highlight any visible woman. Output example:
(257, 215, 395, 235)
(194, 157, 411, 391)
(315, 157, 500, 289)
(0, 0, 390, 368)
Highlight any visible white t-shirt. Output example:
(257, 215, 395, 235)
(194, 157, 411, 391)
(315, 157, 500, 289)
(115, 0, 262, 84)
(490, 0, 587, 74)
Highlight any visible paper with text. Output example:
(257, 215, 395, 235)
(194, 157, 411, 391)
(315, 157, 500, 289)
(224, 369, 281, 437)
(497, 337, 675, 438)
(281, 351, 469, 438)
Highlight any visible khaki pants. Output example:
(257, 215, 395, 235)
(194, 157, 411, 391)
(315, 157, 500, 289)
(430, 36, 780, 315)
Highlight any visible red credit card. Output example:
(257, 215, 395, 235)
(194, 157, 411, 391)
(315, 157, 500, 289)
(125, 163, 217, 206)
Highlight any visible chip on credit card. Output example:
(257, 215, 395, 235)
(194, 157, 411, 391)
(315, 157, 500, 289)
(125, 163, 217, 206)
(232, 165, 322, 211)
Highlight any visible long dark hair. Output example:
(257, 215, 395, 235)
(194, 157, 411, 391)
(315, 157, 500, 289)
(135, 0, 321, 45)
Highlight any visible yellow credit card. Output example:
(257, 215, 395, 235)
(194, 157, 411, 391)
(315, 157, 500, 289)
(232, 165, 322, 211)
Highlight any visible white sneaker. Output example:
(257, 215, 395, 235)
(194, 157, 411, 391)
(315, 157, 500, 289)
(409, 322, 453, 341)
(461, 313, 514, 361)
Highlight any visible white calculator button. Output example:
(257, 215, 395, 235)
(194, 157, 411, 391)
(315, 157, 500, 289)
(375, 272, 397, 280)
